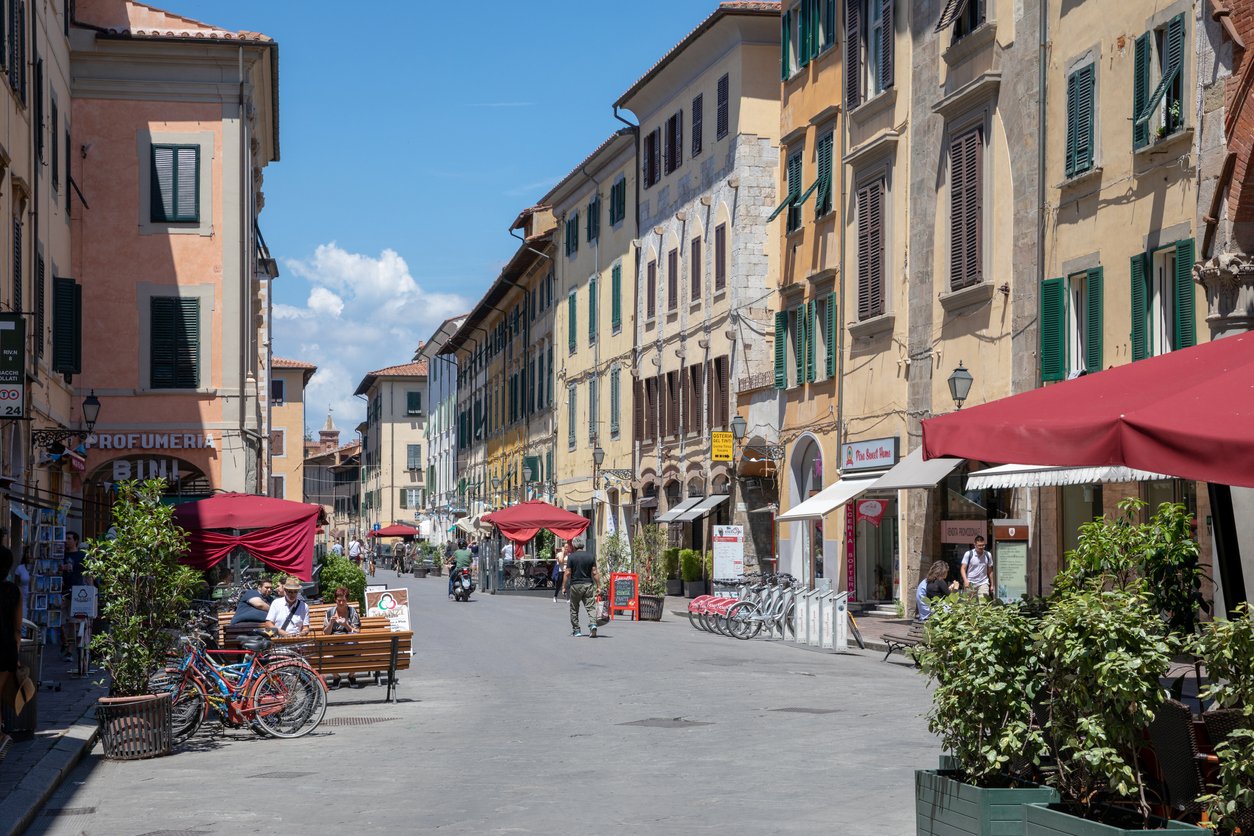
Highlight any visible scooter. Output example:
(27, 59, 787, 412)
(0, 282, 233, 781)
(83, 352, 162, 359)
(451, 566, 475, 602)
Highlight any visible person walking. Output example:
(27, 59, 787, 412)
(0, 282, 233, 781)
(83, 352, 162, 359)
(565, 537, 599, 637)
(552, 542, 569, 603)
(960, 536, 995, 598)
(347, 537, 363, 566)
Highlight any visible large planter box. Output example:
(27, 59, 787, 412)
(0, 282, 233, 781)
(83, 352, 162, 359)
(1023, 803, 1206, 836)
(916, 769, 1058, 836)
(638, 594, 664, 621)
(684, 581, 708, 598)
(666, 579, 684, 597)
(97, 693, 173, 760)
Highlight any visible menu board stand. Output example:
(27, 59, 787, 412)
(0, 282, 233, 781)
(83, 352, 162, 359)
(608, 572, 638, 621)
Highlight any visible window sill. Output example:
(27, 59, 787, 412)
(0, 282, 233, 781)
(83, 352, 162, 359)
(943, 21, 997, 66)
(932, 71, 1001, 121)
(847, 88, 897, 125)
(1055, 165, 1103, 191)
(689, 300, 702, 313)
(712, 287, 727, 301)
(1134, 127, 1193, 161)
(848, 313, 894, 340)
(939, 281, 995, 313)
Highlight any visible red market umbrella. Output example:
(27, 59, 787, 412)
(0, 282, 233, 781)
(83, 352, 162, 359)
(921, 333, 1254, 488)
(481, 500, 590, 545)
(172, 493, 321, 581)
(368, 524, 420, 538)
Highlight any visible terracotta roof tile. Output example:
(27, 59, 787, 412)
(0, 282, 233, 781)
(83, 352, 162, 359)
(77, 0, 274, 42)
(366, 360, 428, 378)
(272, 357, 317, 370)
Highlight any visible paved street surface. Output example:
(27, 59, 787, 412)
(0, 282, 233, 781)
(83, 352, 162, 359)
(29, 573, 935, 835)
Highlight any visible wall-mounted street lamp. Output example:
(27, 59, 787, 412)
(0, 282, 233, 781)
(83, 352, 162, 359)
(947, 362, 974, 411)
(33, 390, 102, 451)
(731, 413, 747, 442)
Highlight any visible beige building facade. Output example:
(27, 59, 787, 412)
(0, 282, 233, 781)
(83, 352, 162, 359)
(267, 357, 314, 501)
(354, 361, 427, 532)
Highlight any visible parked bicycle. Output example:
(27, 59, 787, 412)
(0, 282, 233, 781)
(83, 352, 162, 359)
(686, 573, 800, 640)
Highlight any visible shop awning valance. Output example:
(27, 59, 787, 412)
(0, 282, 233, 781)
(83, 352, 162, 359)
(674, 494, 730, 522)
(368, 524, 419, 538)
(965, 462, 1171, 491)
(481, 500, 590, 545)
(655, 497, 703, 523)
(172, 493, 321, 581)
(871, 448, 963, 491)
(776, 477, 880, 521)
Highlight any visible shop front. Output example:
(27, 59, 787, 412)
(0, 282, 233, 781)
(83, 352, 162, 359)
(82, 431, 219, 536)
(839, 437, 900, 605)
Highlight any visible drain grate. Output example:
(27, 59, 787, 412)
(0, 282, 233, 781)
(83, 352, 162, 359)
(137, 831, 211, 836)
(770, 707, 840, 714)
(618, 717, 711, 729)
(44, 807, 96, 816)
(321, 716, 398, 727)
(246, 770, 313, 779)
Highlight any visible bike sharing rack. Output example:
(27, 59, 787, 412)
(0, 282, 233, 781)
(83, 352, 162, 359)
(785, 587, 852, 653)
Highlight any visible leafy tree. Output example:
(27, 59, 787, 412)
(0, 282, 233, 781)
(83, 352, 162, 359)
(319, 552, 366, 609)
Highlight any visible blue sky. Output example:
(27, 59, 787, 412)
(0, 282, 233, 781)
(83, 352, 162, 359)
(167, 0, 731, 433)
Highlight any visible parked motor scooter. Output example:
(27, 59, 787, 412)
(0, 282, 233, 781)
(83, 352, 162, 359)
(451, 566, 475, 602)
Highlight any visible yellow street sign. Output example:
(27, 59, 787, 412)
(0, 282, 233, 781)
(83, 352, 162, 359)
(711, 431, 734, 462)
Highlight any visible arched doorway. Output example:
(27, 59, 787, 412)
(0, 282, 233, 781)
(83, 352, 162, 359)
(83, 456, 212, 537)
(789, 437, 824, 587)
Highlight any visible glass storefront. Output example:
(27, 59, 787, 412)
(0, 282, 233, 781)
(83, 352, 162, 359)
(854, 494, 897, 602)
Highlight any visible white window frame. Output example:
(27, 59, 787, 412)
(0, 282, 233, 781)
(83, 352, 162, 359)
(865, 0, 885, 99)
(1066, 271, 1088, 376)
(271, 427, 286, 459)
(1150, 247, 1177, 357)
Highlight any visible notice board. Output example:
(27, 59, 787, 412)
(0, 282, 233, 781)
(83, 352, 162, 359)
(609, 572, 638, 621)
(365, 588, 411, 633)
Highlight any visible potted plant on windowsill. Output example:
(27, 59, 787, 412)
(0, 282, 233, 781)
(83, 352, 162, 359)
(914, 595, 1057, 836)
(87, 479, 203, 760)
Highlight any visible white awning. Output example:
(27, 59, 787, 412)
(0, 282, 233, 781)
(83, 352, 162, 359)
(965, 462, 1172, 490)
(674, 494, 730, 522)
(655, 497, 703, 523)
(872, 448, 963, 490)
(776, 477, 881, 521)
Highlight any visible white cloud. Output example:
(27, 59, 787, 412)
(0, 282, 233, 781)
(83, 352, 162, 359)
(274, 243, 472, 432)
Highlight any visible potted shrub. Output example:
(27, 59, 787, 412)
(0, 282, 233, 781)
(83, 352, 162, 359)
(1196, 605, 1254, 835)
(632, 525, 667, 621)
(663, 547, 683, 597)
(87, 479, 203, 759)
(914, 595, 1056, 836)
(680, 549, 704, 598)
(319, 551, 367, 609)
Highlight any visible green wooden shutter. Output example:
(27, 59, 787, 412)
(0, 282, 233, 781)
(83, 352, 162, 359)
(588, 276, 597, 343)
(611, 264, 622, 329)
(1133, 33, 1150, 149)
(51, 276, 80, 375)
(1040, 278, 1066, 382)
(793, 305, 805, 387)
(1085, 267, 1104, 372)
(774, 311, 787, 388)
(567, 293, 576, 351)
(151, 297, 199, 388)
(1065, 70, 1079, 177)
(825, 292, 837, 378)
(1074, 64, 1095, 174)
(816, 132, 833, 216)
(1174, 238, 1196, 349)
(805, 301, 816, 382)
(781, 10, 791, 80)
(1130, 253, 1149, 361)
(798, 1, 810, 67)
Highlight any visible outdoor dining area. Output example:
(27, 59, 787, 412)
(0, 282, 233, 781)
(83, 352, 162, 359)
(479, 500, 590, 593)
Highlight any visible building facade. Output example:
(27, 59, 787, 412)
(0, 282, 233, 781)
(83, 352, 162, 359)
(72, 0, 278, 535)
(302, 415, 359, 547)
(548, 129, 637, 545)
(416, 314, 465, 545)
(354, 361, 428, 532)
(267, 357, 314, 501)
(614, 2, 782, 563)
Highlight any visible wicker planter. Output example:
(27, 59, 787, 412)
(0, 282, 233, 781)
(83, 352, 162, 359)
(916, 769, 1057, 836)
(97, 693, 173, 760)
(638, 594, 664, 621)
(1023, 803, 1206, 835)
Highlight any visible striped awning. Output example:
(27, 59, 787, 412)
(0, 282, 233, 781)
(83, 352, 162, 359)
(965, 463, 1171, 491)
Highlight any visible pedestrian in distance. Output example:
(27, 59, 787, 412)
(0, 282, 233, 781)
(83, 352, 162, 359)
(565, 536, 599, 637)
(449, 539, 472, 599)
(60, 531, 91, 661)
(916, 560, 958, 621)
(347, 537, 363, 566)
(960, 536, 995, 598)
(552, 541, 569, 603)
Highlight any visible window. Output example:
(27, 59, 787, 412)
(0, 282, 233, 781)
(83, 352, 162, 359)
(691, 94, 704, 157)
(64, 127, 71, 215)
(271, 378, 286, 404)
(782, 0, 836, 80)
(686, 364, 703, 434)
(846, 0, 893, 108)
(150, 145, 200, 223)
(586, 196, 601, 243)
(407, 390, 422, 415)
(643, 128, 661, 188)
(567, 291, 577, 352)
(7, 0, 24, 104)
(815, 131, 834, 217)
(716, 74, 730, 139)
(1040, 268, 1103, 382)
(588, 275, 598, 344)
(407, 444, 422, 469)
(34, 58, 42, 161)
(567, 384, 577, 448)
(856, 178, 885, 319)
(610, 367, 621, 438)
(269, 475, 285, 498)
(949, 126, 983, 290)
(150, 297, 200, 389)
(665, 371, 679, 437)
(11, 217, 19, 315)
(646, 259, 657, 319)
(790, 302, 815, 386)
(667, 248, 679, 311)
(609, 177, 627, 224)
(1133, 14, 1186, 150)
(664, 111, 683, 175)
(708, 356, 730, 429)
(949, 0, 985, 40)
(691, 237, 702, 302)
(611, 263, 622, 331)
(714, 224, 727, 291)
(52, 101, 60, 189)
(1065, 64, 1096, 176)
(1131, 239, 1195, 360)
(53, 277, 83, 374)
(565, 212, 579, 256)
(34, 255, 43, 359)
(588, 377, 598, 442)
(821, 292, 838, 377)
(270, 429, 286, 457)
(769, 149, 803, 231)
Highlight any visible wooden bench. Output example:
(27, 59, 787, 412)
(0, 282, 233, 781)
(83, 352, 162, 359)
(217, 603, 388, 647)
(272, 631, 413, 702)
(880, 620, 927, 662)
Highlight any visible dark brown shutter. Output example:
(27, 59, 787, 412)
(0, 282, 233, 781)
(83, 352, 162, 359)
(668, 248, 678, 310)
(705, 360, 714, 432)
(652, 127, 662, 184)
(669, 371, 680, 437)
(634, 379, 644, 442)
(691, 237, 702, 301)
(856, 182, 885, 320)
(949, 128, 983, 289)
(679, 365, 689, 435)
(714, 224, 727, 290)
(647, 260, 657, 318)
(845, 0, 861, 110)
(716, 74, 729, 138)
(881, 0, 894, 90)
(718, 356, 730, 428)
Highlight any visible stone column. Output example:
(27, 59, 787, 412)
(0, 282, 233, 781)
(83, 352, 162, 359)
(1195, 255, 1254, 338)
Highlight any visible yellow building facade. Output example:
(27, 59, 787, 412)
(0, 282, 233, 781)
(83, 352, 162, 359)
(267, 358, 315, 501)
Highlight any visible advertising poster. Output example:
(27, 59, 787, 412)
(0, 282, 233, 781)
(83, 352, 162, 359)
(712, 525, 744, 579)
(365, 588, 411, 633)
(997, 542, 1029, 602)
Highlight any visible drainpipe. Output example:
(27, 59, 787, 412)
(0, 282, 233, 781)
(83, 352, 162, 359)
(835, 93, 849, 586)
(613, 107, 642, 530)
(1033, 0, 1049, 589)
(237, 46, 255, 492)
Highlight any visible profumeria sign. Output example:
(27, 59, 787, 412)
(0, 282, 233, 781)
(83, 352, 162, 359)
(87, 432, 216, 451)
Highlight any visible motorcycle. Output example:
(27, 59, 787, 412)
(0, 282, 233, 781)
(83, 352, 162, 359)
(451, 566, 475, 602)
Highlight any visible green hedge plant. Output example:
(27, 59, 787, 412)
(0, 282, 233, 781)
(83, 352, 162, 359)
(319, 552, 367, 609)
(663, 548, 680, 580)
(1196, 605, 1254, 834)
(679, 549, 700, 582)
(632, 525, 668, 597)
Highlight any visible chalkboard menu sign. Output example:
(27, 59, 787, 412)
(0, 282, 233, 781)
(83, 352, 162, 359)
(609, 572, 638, 621)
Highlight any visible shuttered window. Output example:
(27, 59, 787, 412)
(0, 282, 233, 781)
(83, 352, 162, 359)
(407, 391, 422, 415)
(664, 111, 683, 175)
(34, 255, 43, 359)
(792, 305, 806, 387)
(666, 371, 680, 437)
(774, 311, 788, 389)
(1039, 278, 1066, 382)
(609, 177, 626, 224)
(679, 365, 689, 435)
(715, 356, 730, 428)
(51, 276, 80, 375)
(845, 0, 861, 109)
(633, 379, 645, 442)
(691, 94, 703, 157)
(667, 248, 678, 311)
(1173, 238, 1196, 350)
(51, 99, 58, 189)
(588, 377, 598, 442)
(769, 150, 803, 226)
(588, 275, 598, 344)
(815, 131, 834, 217)
(565, 213, 579, 256)
(646, 260, 657, 319)
(714, 224, 727, 290)
(781, 8, 793, 80)
(586, 196, 600, 243)
(691, 237, 702, 302)
(824, 292, 838, 378)
(1134, 15, 1186, 143)
(716, 74, 729, 139)
(1046, 269, 1106, 379)
(1065, 64, 1096, 177)
(567, 384, 576, 447)
(1133, 33, 1151, 150)
(611, 263, 622, 331)
(33, 56, 41, 161)
(856, 178, 885, 320)
(8, 0, 24, 103)
(643, 128, 662, 187)
(271, 429, 286, 457)
(150, 144, 200, 223)
(804, 301, 816, 382)
(849, 0, 894, 103)
(610, 367, 621, 437)
(150, 297, 200, 389)
(65, 128, 71, 214)
(949, 127, 983, 290)
(1132, 239, 1196, 360)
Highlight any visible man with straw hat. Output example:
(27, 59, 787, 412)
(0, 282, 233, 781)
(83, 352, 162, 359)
(264, 576, 311, 636)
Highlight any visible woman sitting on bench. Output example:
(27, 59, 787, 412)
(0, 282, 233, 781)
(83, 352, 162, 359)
(323, 586, 360, 688)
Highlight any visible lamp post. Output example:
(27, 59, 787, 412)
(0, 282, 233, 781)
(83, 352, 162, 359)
(591, 443, 605, 550)
(522, 466, 532, 502)
(947, 362, 974, 410)
(32, 390, 103, 450)
(492, 476, 502, 508)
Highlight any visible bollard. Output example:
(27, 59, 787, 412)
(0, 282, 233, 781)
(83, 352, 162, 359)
(833, 592, 850, 652)
(805, 589, 823, 647)
(818, 589, 835, 650)
(793, 588, 810, 645)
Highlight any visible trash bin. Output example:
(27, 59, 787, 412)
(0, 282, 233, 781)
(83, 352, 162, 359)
(2, 635, 41, 734)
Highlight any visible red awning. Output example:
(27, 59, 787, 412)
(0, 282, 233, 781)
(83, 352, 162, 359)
(481, 500, 590, 545)
(921, 333, 1254, 488)
(369, 524, 420, 538)
(172, 493, 321, 581)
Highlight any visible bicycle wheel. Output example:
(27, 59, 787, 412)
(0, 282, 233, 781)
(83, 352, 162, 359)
(778, 598, 796, 637)
(249, 663, 326, 739)
(847, 614, 867, 650)
(688, 605, 706, 631)
(725, 600, 762, 640)
(150, 670, 207, 744)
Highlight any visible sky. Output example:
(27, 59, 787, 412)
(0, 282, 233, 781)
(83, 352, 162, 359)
(166, 0, 730, 437)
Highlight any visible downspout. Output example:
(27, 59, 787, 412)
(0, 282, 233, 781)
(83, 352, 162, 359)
(1034, 0, 1049, 589)
(238, 46, 254, 491)
(613, 106, 641, 528)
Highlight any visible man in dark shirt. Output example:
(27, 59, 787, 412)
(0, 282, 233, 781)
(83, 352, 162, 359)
(60, 532, 90, 659)
(230, 579, 274, 625)
(564, 537, 599, 638)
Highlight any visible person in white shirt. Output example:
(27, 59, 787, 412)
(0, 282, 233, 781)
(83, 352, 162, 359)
(347, 538, 363, 565)
(264, 577, 310, 636)
(960, 536, 995, 598)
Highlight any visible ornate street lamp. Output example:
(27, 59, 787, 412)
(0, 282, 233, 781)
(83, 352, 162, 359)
(730, 413, 747, 442)
(33, 390, 104, 450)
(947, 362, 974, 410)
